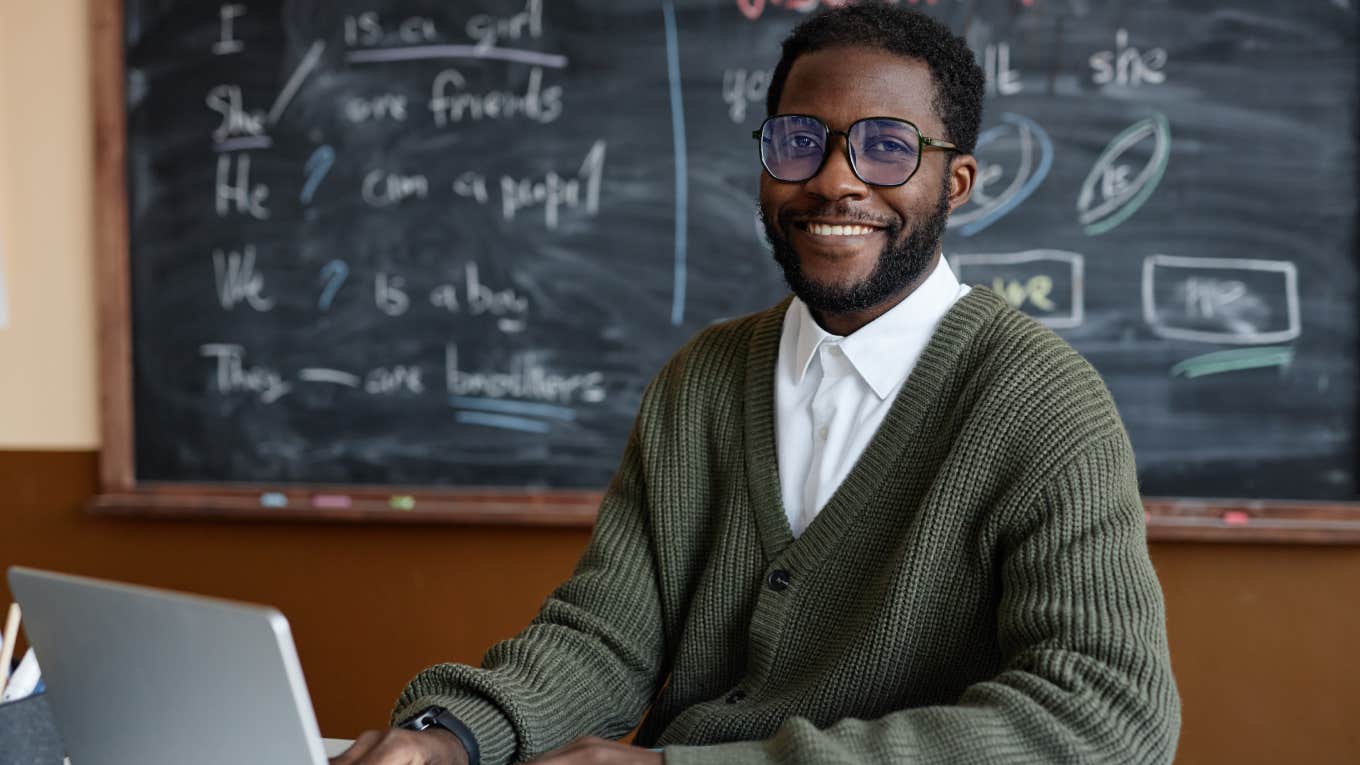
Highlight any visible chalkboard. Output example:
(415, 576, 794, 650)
(94, 0, 1360, 538)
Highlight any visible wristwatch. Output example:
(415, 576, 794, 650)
(398, 705, 481, 765)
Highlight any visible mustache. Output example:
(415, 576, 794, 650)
(776, 204, 897, 230)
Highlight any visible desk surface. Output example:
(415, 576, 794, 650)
(325, 738, 355, 757)
(62, 737, 355, 763)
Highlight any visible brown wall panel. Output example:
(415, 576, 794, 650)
(2, 450, 1359, 762)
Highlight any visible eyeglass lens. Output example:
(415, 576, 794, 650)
(759, 115, 923, 186)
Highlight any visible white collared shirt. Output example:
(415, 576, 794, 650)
(775, 257, 970, 537)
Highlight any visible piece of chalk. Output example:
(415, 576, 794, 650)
(260, 492, 288, 508)
(1222, 510, 1250, 526)
(312, 494, 352, 509)
(389, 495, 416, 511)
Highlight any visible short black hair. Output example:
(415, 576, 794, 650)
(765, 2, 986, 156)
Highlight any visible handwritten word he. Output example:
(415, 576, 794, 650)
(215, 155, 269, 219)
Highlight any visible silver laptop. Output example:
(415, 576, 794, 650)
(8, 567, 333, 765)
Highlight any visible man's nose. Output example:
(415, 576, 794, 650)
(802, 136, 869, 201)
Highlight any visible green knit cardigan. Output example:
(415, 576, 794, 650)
(394, 288, 1181, 764)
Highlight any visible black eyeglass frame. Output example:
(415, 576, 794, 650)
(752, 114, 959, 188)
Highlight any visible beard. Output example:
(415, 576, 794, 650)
(762, 177, 952, 315)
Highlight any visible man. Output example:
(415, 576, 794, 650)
(336, 4, 1180, 763)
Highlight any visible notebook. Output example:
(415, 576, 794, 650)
(8, 566, 349, 765)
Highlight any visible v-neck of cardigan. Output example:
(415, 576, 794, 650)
(742, 287, 1005, 570)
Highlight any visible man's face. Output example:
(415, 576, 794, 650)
(759, 46, 969, 316)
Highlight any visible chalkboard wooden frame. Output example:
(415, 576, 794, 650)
(87, 0, 1360, 541)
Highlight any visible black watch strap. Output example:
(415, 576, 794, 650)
(399, 705, 481, 765)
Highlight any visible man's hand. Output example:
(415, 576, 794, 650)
(329, 727, 468, 765)
(525, 737, 664, 764)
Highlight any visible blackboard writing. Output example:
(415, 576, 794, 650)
(124, 0, 1358, 501)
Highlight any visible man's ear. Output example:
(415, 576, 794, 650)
(946, 154, 978, 212)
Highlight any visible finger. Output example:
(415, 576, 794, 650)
(355, 729, 437, 765)
(329, 729, 384, 764)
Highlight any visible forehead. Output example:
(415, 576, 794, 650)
(777, 46, 941, 133)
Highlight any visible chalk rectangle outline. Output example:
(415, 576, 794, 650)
(949, 250, 1085, 329)
(1141, 255, 1301, 345)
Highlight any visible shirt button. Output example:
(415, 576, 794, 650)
(767, 569, 791, 592)
(829, 345, 843, 357)
(817, 425, 829, 440)
(726, 690, 746, 704)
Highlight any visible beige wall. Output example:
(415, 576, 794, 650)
(0, 0, 99, 449)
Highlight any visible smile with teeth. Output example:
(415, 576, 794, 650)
(803, 222, 880, 237)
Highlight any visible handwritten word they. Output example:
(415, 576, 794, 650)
(200, 343, 291, 403)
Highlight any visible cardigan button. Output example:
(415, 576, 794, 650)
(726, 690, 746, 704)
(767, 569, 791, 592)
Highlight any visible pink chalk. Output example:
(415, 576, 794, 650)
(1221, 511, 1250, 526)
(311, 494, 352, 510)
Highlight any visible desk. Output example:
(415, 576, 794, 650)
(60, 738, 355, 763)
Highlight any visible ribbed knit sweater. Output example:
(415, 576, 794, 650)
(394, 288, 1181, 764)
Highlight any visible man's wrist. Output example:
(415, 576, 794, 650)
(398, 705, 481, 765)
(421, 726, 469, 764)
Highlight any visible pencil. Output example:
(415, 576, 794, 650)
(0, 602, 20, 698)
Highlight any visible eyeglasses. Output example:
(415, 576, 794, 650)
(753, 114, 958, 188)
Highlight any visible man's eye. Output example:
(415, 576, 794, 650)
(784, 133, 823, 151)
(864, 138, 913, 154)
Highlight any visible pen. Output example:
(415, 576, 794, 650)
(0, 602, 19, 698)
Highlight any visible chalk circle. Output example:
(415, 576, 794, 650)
(1077, 114, 1171, 236)
(948, 113, 1054, 237)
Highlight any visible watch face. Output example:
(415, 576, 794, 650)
(401, 705, 443, 731)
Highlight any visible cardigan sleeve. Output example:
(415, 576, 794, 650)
(662, 430, 1181, 765)
(390, 425, 669, 765)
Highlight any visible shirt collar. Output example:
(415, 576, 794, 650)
(788, 256, 963, 399)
